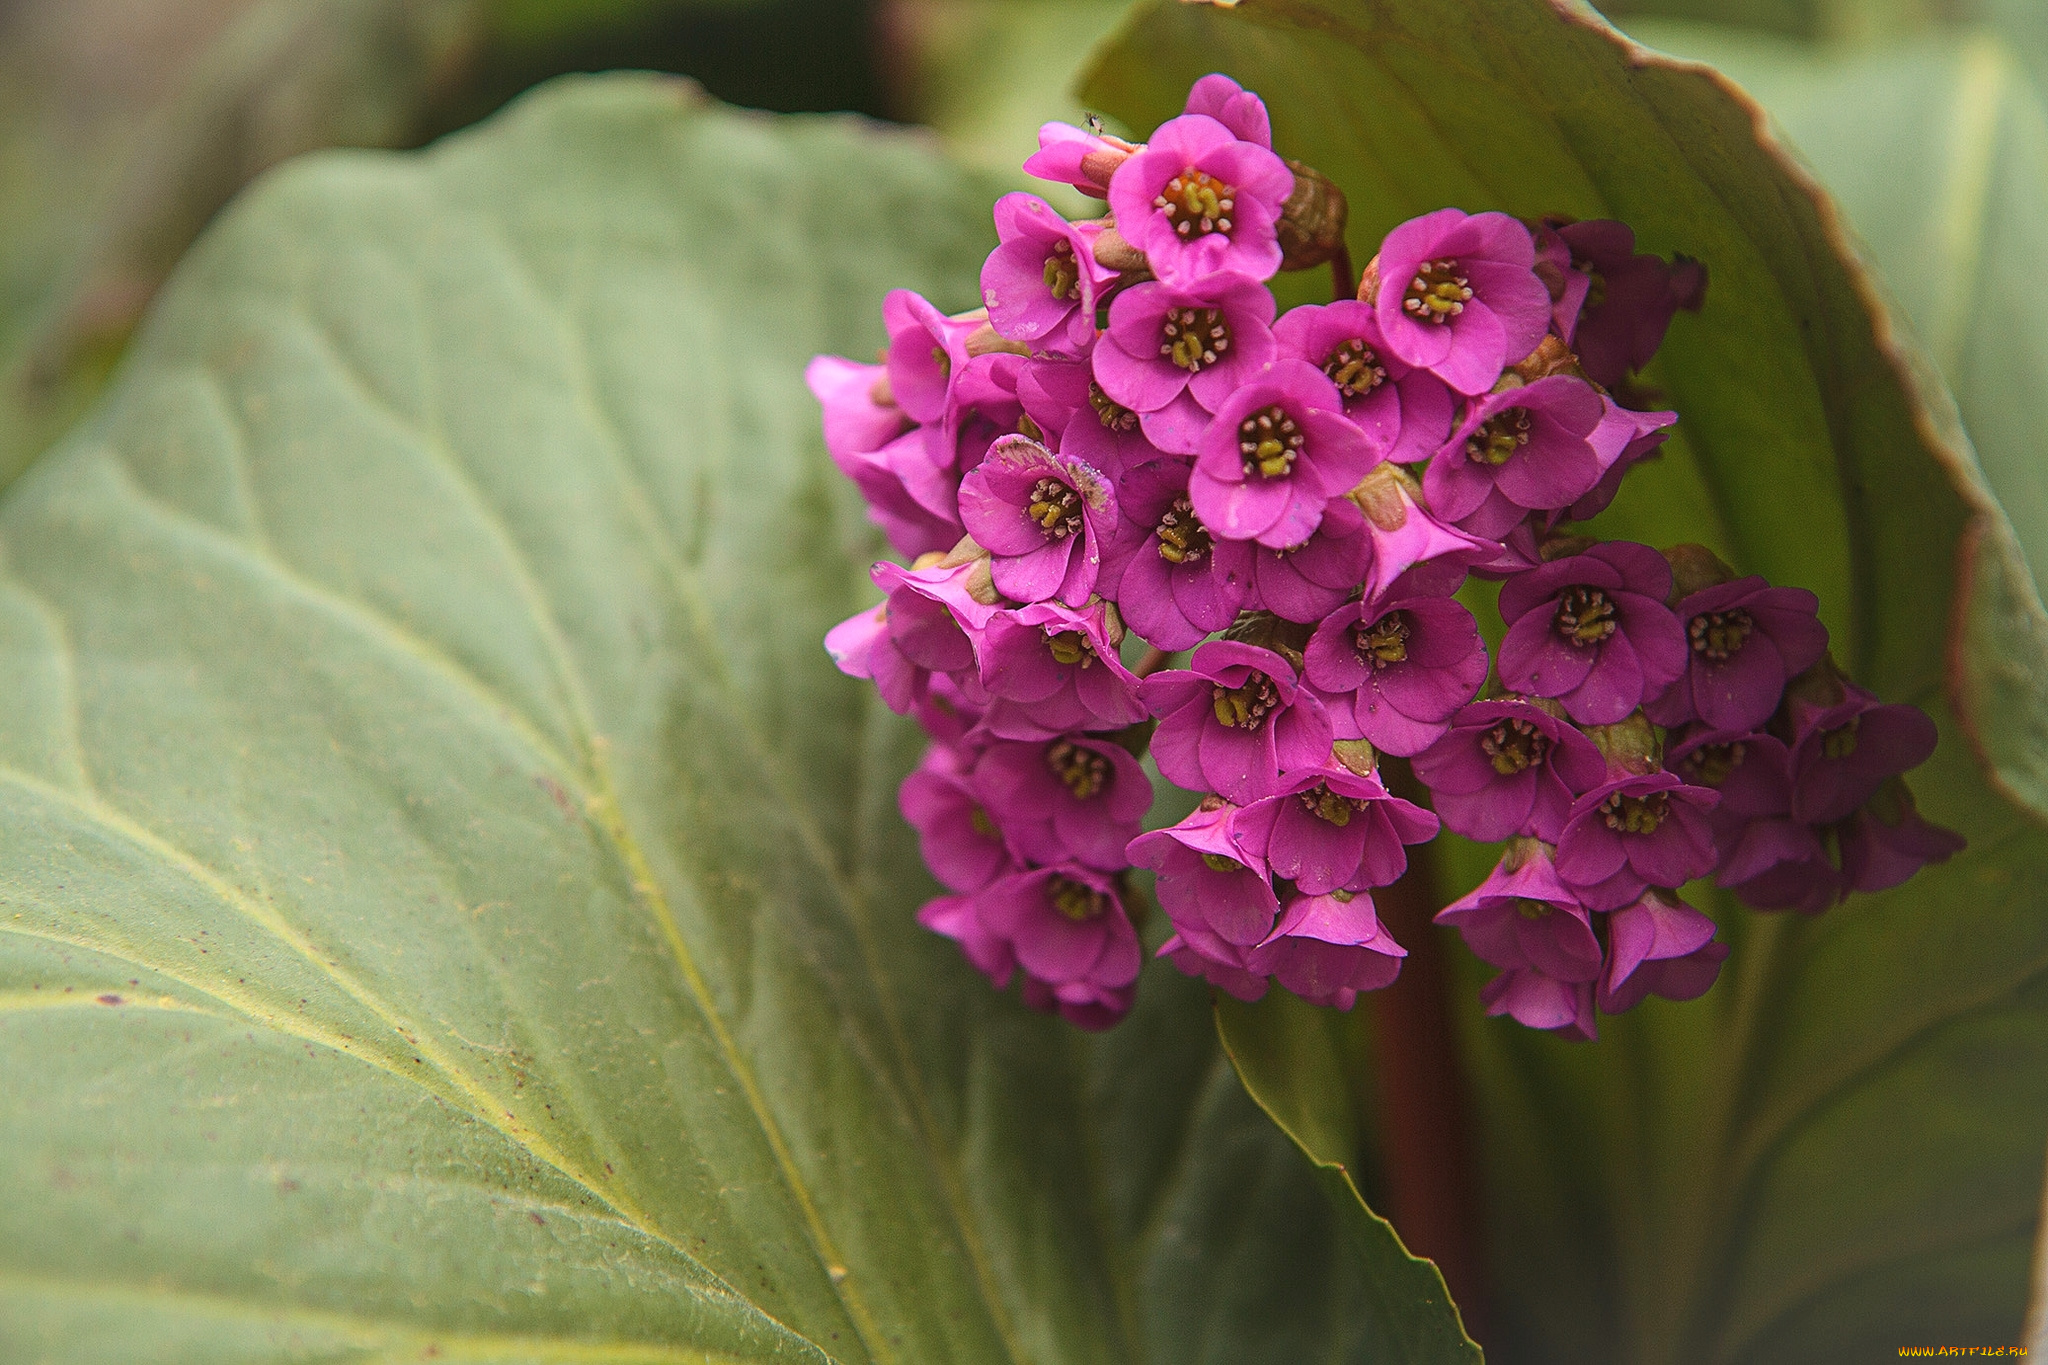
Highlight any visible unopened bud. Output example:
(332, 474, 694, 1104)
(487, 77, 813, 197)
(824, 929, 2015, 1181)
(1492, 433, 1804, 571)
(1356, 253, 1381, 304)
(1330, 738, 1379, 777)
(1350, 462, 1422, 532)
(965, 322, 1031, 359)
(1277, 160, 1349, 272)
(1501, 834, 1553, 872)
(1662, 543, 1737, 602)
(1079, 143, 1136, 195)
(1221, 609, 1309, 671)
(1101, 597, 1126, 648)
(1537, 530, 1596, 562)
(1581, 711, 1662, 776)
(1510, 335, 1586, 384)
(1091, 221, 1149, 273)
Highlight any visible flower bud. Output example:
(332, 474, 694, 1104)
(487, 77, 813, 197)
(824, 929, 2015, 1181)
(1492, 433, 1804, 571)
(1509, 334, 1587, 384)
(1090, 221, 1149, 274)
(1662, 542, 1737, 602)
(1331, 737, 1379, 777)
(1580, 710, 1662, 776)
(1276, 159, 1349, 272)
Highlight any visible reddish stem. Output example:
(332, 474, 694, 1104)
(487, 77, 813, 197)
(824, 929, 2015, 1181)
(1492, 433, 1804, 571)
(1370, 761, 1488, 1341)
(1134, 646, 1177, 678)
(1330, 241, 1357, 303)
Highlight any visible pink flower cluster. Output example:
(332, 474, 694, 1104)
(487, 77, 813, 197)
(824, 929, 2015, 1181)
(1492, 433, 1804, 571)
(817, 75, 1961, 1036)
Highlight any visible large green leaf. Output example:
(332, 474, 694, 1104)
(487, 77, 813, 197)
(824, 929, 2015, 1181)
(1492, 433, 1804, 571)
(1085, 2, 2048, 1359)
(0, 73, 1424, 1363)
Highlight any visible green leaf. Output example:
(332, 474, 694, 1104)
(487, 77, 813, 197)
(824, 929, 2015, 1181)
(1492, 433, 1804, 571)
(1085, 2, 2048, 1359)
(0, 73, 1424, 1363)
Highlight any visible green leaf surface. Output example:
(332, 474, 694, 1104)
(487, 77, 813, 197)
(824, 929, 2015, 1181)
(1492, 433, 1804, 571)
(1084, 2, 2048, 1359)
(0, 73, 1417, 1364)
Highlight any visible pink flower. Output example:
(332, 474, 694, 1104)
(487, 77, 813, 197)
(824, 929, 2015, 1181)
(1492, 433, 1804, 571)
(900, 743, 1014, 893)
(1182, 73, 1272, 147)
(981, 193, 1117, 353)
(1094, 273, 1277, 453)
(1496, 541, 1688, 725)
(828, 428, 962, 559)
(1555, 771, 1719, 911)
(1437, 841, 1602, 1040)
(973, 733, 1153, 871)
(1190, 359, 1379, 548)
(824, 558, 998, 715)
(1784, 682, 1939, 826)
(958, 434, 1116, 607)
(806, 355, 909, 469)
(1022, 121, 1138, 198)
(1648, 576, 1830, 731)
(918, 892, 1017, 987)
(883, 289, 979, 424)
(1245, 494, 1373, 624)
(1097, 457, 1252, 651)
(976, 598, 1148, 740)
(1373, 209, 1553, 395)
(1304, 595, 1489, 756)
(1560, 399, 1677, 524)
(1107, 114, 1293, 283)
(1411, 698, 1608, 842)
(1839, 779, 1965, 894)
(1597, 888, 1726, 1014)
(1247, 889, 1406, 1009)
(1159, 925, 1269, 1002)
(1128, 799, 1281, 948)
(1017, 357, 1163, 480)
(1425, 376, 1608, 539)
(1348, 464, 1499, 603)
(976, 865, 1142, 1031)
(1272, 301, 1455, 465)
(1550, 218, 1707, 389)
(1141, 640, 1334, 804)
(1229, 764, 1438, 894)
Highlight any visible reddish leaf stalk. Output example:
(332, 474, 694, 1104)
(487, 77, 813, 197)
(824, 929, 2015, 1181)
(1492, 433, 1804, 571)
(1370, 760, 1488, 1340)
(1329, 241, 1357, 303)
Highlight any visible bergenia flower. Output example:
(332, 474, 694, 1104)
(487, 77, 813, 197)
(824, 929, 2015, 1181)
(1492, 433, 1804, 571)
(1718, 819, 1843, 913)
(1245, 494, 1373, 624)
(1411, 699, 1608, 842)
(829, 428, 962, 559)
(981, 193, 1116, 352)
(825, 557, 998, 714)
(1669, 725, 1794, 866)
(1555, 771, 1720, 911)
(1016, 356, 1161, 479)
(1229, 764, 1438, 894)
(1784, 681, 1940, 826)
(1189, 358, 1378, 548)
(1560, 399, 1677, 525)
(958, 434, 1115, 607)
(1372, 208, 1553, 395)
(1838, 779, 1965, 895)
(883, 289, 979, 424)
(974, 734, 1153, 871)
(1437, 840, 1602, 1040)
(1550, 218, 1707, 389)
(1022, 120, 1139, 198)
(1304, 595, 1490, 756)
(1141, 640, 1333, 803)
(976, 598, 1147, 739)
(1496, 541, 1688, 725)
(1426, 375, 1609, 538)
(1646, 576, 1830, 732)
(1597, 887, 1727, 1014)
(1128, 798, 1281, 949)
(1107, 113, 1293, 283)
(1248, 889, 1406, 1009)
(918, 893, 1017, 989)
(1094, 272, 1277, 453)
(899, 743, 1014, 893)
(974, 865, 1142, 1031)
(806, 355, 908, 469)
(1159, 923, 1269, 1002)
(927, 350, 1026, 475)
(1097, 457, 1252, 652)
(1272, 300, 1455, 464)
(1182, 73, 1272, 147)
(1349, 464, 1498, 603)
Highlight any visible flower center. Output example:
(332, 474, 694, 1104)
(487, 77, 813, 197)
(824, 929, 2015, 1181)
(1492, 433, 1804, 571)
(1323, 338, 1387, 398)
(930, 345, 951, 376)
(1688, 608, 1753, 660)
(1201, 852, 1244, 873)
(1045, 739, 1110, 800)
(1554, 586, 1619, 647)
(1298, 784, 1365, 827)
(1481, 718, 1550, 775)
(969, 806, 998, 839)
(1027, 476, 1083, 540)
(1154, 495, 1213, 565)
(1050, 875, 1110, 922)
(1212, 673, 1281, 729)
(1355, 611, 1411, 667)
(1403, 258, 1473, 324)
(1044, 628, 1098, 668)
(1466, 407, 1532, 466)
(1088, 380, 1139, 431)
(1042, 239, 1081, 301)
(1681, 741, 1746, 788)
(1161, 306, 1231, 372)
(1599, 790, 1669, 834)
(1237, 404, 1305, 479)
(1821, 716, 1860, 759)
(1514, 897, 1552, 921)
(1155, 167, 1238, 239)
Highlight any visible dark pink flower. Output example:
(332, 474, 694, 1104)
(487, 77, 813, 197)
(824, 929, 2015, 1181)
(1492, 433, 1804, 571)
(1785, 682, 1939, 825)
(1245, 494, 1372, 624)
(1669, 725, 1793, 869)
(1107, 114, 1293, 283)
(1094, 273, 1277, 453)
(1555, 771, 1719, 911)
(918, 892, 1017, 987)
(958, 434, 1115, 607)
(1559, 399, 1678, 524)
(1552, 219, 1707, 389)
(1304, 595, 1489, 756)
(1230, 764, 1438, 894)
(1530, 221, 1595, 342)
(1190, 359, 1378, 548)
(1097, 457, 1252, 651)
(1645, 577, 1830, 732)
(829, 428, 962, 559)
(929, 351, 1027, 475)
(883, 289, 979, 425)
(1272, 300, 1455, 465)
(1437, 840, 1601, 1039)
(1373, 209, 1553, 395)
(976, 598, 1148, 739)
(1425, 376, 1607, 539)
(1839, 779, 1965, 894)
(1247, 889, 1406, 1008)
(1182, 73, 1272, 147)
(806, 355, 909, 468)
(1718, 819, 1843, 912)
(1411, 699, 1607, 842)
(1159, 924, 1269, 1002)
(1596, 887, 1726, 1014)
(976, 865, 1142, 1030)
(1496, 541, 1688, 725)
(1019, 972, 1137, 1032)
(900, 743, 1015, 893)
(974, 734, 1153, 871)
(1017, 356, 1162, 480)
(1022, 121, 1138, 198)
(1128, 799, 1281, 948)
(825, 558, 998, 714)
(1349, 464, 1499, 603)
(1142, 640, 1334, 803)
(981, 193, 1117, 353)
(1481, 969, 1597, 1040)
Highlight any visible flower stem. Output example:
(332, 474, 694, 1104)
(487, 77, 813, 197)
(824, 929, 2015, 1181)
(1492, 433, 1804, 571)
(1330, 241, 1357, 303)
(1370, 760, 1488, 1340)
